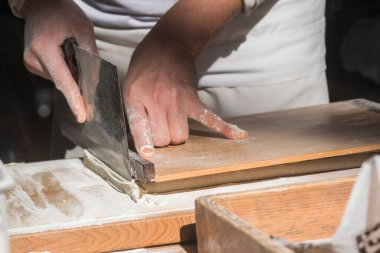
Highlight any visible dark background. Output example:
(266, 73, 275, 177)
(1, 0, 380, 163)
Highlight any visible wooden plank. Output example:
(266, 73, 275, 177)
(11, 214, 196, 253)
(5, 159, 359, 253)
(142, 99, 380, 192)
(195, 177, 356, 253)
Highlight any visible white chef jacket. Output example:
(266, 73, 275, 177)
(10, 0, 329, 118)
(73, 0, 329, 118)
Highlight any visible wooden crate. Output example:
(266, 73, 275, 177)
(195, 176, 356, 253)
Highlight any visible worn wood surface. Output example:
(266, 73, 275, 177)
(5, 159, 359, 253)
(11, 214, 196, 253)
(196, 177, 356, 253)
(196, 197, 292, 253)
(143, 99, 380, 192)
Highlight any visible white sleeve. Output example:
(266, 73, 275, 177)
(8, 0, 26, 18)
(243, 0, 265, 15)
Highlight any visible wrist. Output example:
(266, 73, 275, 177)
(146, 25, 200, 61)
(151, 0, 242, 59)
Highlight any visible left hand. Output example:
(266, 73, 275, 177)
(123, 31, 247, 158)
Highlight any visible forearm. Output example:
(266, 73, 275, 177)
(149, 0, 242, 59)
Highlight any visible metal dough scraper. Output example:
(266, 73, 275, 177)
(60, 38, 154, 189)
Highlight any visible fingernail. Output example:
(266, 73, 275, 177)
(73, 109, 84, 123)
(228, 124, 248, 139)
(75, 96, 86, 123)
(73, 109, 79, 121)
(141, 147, 155, 158)
(77, 110, 86, 123)
(236, 129, 248, 139)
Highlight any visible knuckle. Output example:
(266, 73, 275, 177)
(171, 132, 188, 145)
(169, 87, 179, 99)
(30, 38, 45, 55)
(153, 135, 171, 147)
(170, 121, 188, 144)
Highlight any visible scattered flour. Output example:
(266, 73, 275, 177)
(4, 159, 359, 236)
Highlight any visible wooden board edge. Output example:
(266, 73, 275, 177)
(10, 212, 196, 253)
(154, 146, 380, 182)
(195, 196, 292, 253)
(139, 152, 374, 193)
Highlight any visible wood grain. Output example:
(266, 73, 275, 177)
(142, 152, 374, 193)
(143, 99, 380, 192)
(10, 213, 196, 253)
(196, 177, 356, 253)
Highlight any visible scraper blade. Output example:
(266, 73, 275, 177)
(60, 38, 134, 181)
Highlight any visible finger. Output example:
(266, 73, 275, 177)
(23, 50, 50, 80)
(126, 101, 155, 158)
(146, 106, 171, 147)
(189, 103, 248, 140)
(167, 106, 188, 145)
(39, 46, 86, 123)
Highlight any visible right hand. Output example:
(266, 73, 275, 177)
(23, 0, 97, 123)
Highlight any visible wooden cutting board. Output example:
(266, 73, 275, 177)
(142, 99, 380, 192)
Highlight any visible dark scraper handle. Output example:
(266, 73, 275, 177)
(61, 38, 80, 85)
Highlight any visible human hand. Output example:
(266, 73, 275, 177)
(123, 33, 247, 158)
(23, 0, 97, 122)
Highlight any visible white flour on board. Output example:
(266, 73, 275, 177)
(5, 158, 359, 236)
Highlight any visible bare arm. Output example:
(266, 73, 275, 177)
(124, 0, 247, 158)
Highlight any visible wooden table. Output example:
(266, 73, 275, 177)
(5, 159, 359, 253)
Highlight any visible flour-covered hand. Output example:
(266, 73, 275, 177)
(123, 31, 247, 158)
(23, 0, 97, 123)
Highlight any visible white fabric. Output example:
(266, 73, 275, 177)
(198, 74, 328, 118)
(243, 0, 266, 15)
(73, 0, 176, 29)
(331, 156, 380, 253)
(73, 0, 267, 28)
(243, 0, 258, 15)
(76, 0, 329, 117)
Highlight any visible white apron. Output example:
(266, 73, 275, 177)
(75, 0, 329, 118)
